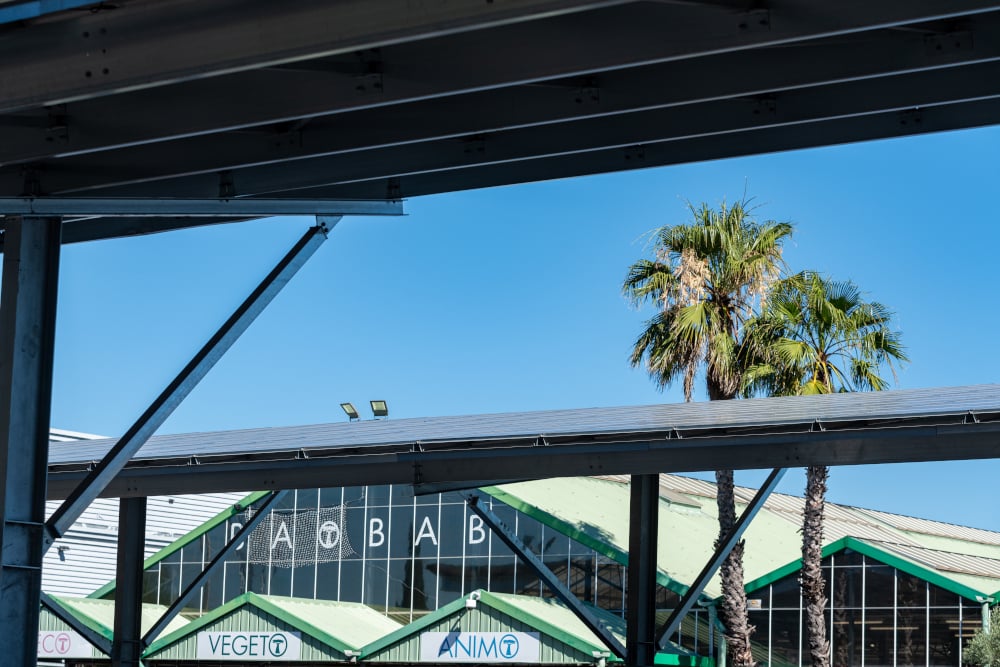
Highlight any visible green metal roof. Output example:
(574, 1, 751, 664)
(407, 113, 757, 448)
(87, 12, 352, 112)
(145, 592, 401, 658)
(485, 475, 1000, 603)
(47, 596, 189, 642)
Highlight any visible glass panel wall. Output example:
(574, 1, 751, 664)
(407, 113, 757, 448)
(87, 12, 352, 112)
(746, 550, 979, 667)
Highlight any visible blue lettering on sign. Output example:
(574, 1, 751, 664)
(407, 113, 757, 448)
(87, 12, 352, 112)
(439, 634, 518, 659)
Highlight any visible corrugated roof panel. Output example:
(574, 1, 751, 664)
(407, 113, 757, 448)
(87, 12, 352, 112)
(857, 508, 1000, 547)
(261, 596, 401, 648)
(47, 384, 1000, 465)
(869, 541, 1000, 580)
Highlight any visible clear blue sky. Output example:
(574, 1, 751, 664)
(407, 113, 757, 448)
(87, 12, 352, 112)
(50, 124, 1000, 531)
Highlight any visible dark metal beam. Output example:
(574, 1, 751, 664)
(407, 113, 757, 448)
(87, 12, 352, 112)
(626, 475, 658, 667)
(43, 222, 329, 547)
(0, 198, 401, 217)
(3, 6, 997, 166)
(0, 215, 61, 667)
(141, 490, 288, 647)
(467, 495, 627, 660)
(289, 93, 1000, 202)
(655, 468, 787, 648)
(21, 19, 1000, 190)
(110, 497, 145, 667)
(0, 0, 634, 112)
(43, 417, 1000, 499)
(40, 591, 113, 656)
(57, 57, 1000, 198)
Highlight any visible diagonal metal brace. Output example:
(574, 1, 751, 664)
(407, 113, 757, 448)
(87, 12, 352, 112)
(44, 222, 331, 549)
(41, 591, 113, 656)
(655, 467, 786, 648)
(467, 495, 626, 660)
(142, 490, 288, 647)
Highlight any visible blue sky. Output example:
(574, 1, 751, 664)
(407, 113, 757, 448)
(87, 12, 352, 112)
(50, 124, 1000, 530)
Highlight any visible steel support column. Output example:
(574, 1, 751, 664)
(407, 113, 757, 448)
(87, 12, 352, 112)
(0, 215, 61, 667)
(111, 497, 146, 667)
(467, 495, 626, 660)
(45, 220, 331, 547)
(142, 490, 288, 647)
(656, 468, 787, 648)
(626, 474, 658, 667)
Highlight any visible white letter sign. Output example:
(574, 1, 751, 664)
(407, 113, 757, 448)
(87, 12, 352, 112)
(196, 632, 301, 661)
(38, 630, 93, 659)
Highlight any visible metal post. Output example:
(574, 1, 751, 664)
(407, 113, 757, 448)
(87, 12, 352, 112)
(466, 496, 626, 660)
(0, 215, 61, 667)
(142, 490, 288, 647)
(111, 497, 146, 667)
(655, 468, 787, 647)
(45, 221, 331, 546)
(626, 474, 659, 667)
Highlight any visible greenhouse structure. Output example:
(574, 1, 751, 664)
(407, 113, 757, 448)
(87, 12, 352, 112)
(42, 474, 1000, 666)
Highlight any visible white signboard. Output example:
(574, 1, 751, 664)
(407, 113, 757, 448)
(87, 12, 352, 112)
(421, 632, 540, 663)
(196, 631, 301, 661)
(38, 630, 94, 659)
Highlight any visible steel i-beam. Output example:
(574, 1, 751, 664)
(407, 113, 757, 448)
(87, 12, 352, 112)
(466, 495, 627, 660)
(111, 497, 146, 667)
(44, 220, 331, 547)
(626, 474, 658, 667)
(142, 490, 289, 647)
(655, 468, 787, 648)
(0, 215, 61, 667)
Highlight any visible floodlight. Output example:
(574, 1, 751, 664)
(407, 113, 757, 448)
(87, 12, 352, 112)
(370, 400, 389, 418)
(340, 402, 360, 421)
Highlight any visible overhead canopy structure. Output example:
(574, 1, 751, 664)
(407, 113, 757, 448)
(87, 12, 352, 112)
(46, 384, 1000, 499)
(4, 0, 1000, 237)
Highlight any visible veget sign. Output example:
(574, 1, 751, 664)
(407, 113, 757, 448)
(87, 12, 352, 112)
(38, 630, 93, 658)
(420, 632, 540, 663)
(196, 631, 302, 661)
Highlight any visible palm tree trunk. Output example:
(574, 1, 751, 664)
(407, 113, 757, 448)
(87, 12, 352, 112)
(802, 465, 830, 667)
(716, 468, 755, 667)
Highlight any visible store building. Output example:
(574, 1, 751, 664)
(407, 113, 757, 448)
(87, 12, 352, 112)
(53, 474, 1000, 666)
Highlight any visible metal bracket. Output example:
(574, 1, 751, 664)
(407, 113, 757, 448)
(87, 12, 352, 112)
(623, 145, 645, 162)
(574, 77, 600, 105)
(462, 135, 487, 158)
(925, 31, 974, 57)
(965, 411, 980, 424)
(898, 108, 924, 128)
(810, 419, 826, 433)
(218, 171, 236, 198)
(736, 9, 770, 33)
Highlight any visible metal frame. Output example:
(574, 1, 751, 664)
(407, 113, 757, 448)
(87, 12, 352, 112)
(141, 490, 288, 647)
(44, 222, 329, 546)
(466, 495, 627, 660)
(0, 198, 402, 216)
(111, 497, 146, 667)
(655, 468, 787, 648)
(0, 216, 62, 667)
(626, 475, 658, 667)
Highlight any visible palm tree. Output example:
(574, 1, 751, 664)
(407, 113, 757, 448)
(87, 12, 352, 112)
(742, 272, 907, 667)
(624, 198, 793, 667)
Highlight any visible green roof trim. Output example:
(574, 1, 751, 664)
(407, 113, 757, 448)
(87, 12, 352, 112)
(88, 490, 270, 600)
(144, 592, 380, 658)
(480, 486, 693, 598)
(45, 595, 115, 643)
(482, 591, 623, 659)
(654, 653, 714, 667)
(744, 537, 992, 603)
(363, 590, 623, 661)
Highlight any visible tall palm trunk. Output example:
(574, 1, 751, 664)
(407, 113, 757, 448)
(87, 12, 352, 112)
(802, 465, 830, 667)
(716, 468, 755, 667)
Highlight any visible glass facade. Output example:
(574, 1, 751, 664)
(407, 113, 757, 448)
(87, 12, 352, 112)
(746, 550, 982, 667)
(127, 486, 676, 628)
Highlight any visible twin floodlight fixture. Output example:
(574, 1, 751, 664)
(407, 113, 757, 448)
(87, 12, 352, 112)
(340, 400, 389, 422)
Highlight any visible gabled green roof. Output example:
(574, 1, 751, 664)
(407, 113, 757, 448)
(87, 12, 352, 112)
(144, 592, 400, 658)
(46, 596, 189, 641)
(361, 590, 621, 660)
(88, 490, 269, 600)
